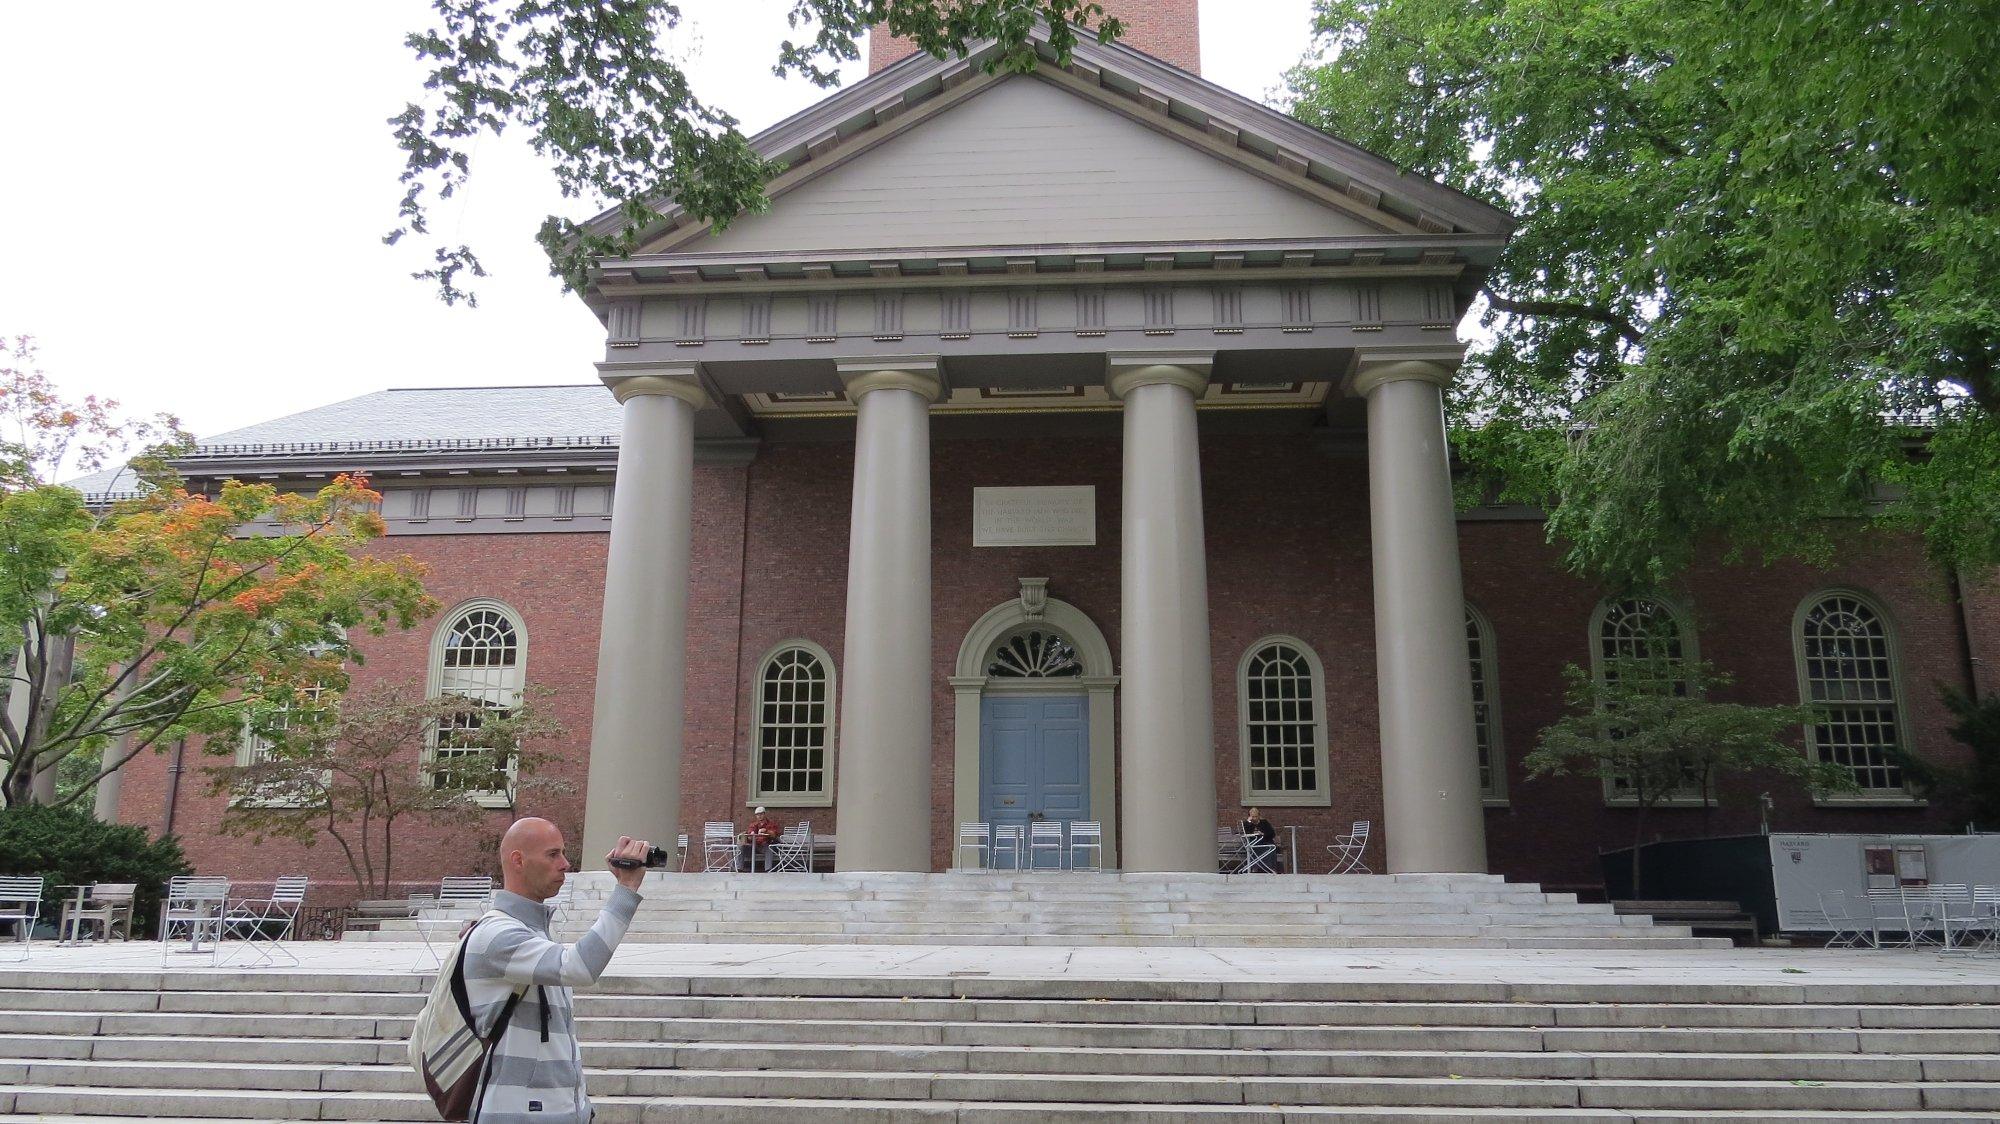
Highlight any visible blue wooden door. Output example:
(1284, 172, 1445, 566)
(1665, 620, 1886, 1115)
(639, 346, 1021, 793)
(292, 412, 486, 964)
(980, 696, 1089, 859)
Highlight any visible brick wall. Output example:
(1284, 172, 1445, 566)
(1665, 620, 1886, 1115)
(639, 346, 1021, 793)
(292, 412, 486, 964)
(868, 0, 1202, 75)
(115, 434, 1993, 896)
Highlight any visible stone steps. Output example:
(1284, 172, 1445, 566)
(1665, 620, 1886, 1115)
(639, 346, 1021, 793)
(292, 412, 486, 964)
(2, 968, 1999, 1120)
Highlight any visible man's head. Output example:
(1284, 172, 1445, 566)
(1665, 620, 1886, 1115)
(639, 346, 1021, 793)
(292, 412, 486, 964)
(499, 816, 570, 901)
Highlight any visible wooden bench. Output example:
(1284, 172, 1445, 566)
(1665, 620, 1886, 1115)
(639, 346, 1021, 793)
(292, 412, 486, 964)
(1614, 899, 1760, 944)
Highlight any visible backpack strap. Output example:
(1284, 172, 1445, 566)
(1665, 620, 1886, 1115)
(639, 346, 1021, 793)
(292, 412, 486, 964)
(462, 912, 531, 1124)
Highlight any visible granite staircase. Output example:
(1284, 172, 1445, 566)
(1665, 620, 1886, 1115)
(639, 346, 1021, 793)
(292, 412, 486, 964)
(354, 872, 1725, 949)
(0, 967, 1997, 1121)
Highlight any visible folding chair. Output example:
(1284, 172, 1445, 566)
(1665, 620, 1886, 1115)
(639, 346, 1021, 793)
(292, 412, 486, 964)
(159, 876, 230, 964)
(222, 875, 309, 967)
(677, 831, 691, 872)
(1241, 831, 1279, 875)
(991, 824, 1024, 870)
(0, 876, 44, 960)
(1027, 820, 1065, 871)
(60, 882, 136, 944)
(1067, 822, 1103, 873)
(702, 822, 737, 872)
(1818, 889, 1876, 949)
(1967, 886, 2000, 955)
(1215, 828, 1245, 873)
(956, 822, 992, 870)
(411, 875, 493, 970)
(1327, 821, 1373, 874)
(765, 822, 813, 873)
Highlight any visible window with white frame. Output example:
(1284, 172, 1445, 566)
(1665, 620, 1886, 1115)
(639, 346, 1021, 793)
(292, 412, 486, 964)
(753, 642, 835, 804)
(429, 603, 526, 795)
(1238, 637, 1330, 805)
(1591, 596, 1703, 804)
(1797, 592, 1910, 796)
(1465, 604, 1505, 802)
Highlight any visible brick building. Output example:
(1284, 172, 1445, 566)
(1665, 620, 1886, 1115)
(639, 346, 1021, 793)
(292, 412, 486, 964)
(105, 11, 1996, 897)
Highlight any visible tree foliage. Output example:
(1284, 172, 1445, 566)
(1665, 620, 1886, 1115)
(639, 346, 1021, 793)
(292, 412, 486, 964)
(389, 0, 1124, 303)
(207, 684, 568, 898)
(1524, 656, 1853, 894)
(0, 348, 438, 806)
(1287, 1, 2000, 584)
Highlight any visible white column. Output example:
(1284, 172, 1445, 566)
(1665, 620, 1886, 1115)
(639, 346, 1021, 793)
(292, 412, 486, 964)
(1354, 353, 1488, 874)
(834, 359, 943, 872)
(581, 368, 708, 869)
(1109, 353, 1217, 873)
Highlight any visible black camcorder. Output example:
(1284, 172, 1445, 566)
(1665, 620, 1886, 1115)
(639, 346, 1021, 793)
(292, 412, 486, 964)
(607, 844, 674, 871)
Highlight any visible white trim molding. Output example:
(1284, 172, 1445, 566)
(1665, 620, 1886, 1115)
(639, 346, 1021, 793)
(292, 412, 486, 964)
(1235, 635, 1332, 807)
(748, 638, 839, 808)
(1793, 588, 1924, 807)
(951, 589, 1118, 867)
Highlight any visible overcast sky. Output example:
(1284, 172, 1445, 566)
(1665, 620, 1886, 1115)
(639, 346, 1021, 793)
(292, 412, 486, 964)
(0, 1, 1319, 442)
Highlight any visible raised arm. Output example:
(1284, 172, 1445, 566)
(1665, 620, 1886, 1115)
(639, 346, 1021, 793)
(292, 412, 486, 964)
(464, 886, 641, 989)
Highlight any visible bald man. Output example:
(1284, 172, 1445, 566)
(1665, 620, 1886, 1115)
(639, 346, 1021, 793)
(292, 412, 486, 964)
(458, 818, 647, 1124)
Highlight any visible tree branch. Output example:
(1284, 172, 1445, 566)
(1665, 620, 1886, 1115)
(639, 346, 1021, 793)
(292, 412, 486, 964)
(1482, 287, 1646, 346)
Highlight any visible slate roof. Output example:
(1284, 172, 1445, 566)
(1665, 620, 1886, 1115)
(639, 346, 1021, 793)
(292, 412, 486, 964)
(64, 385, 620, 501)
(198, 385, 620, 448)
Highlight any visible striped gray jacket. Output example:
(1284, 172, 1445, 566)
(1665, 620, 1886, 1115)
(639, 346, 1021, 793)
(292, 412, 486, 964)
(463, 885, 640, 1123)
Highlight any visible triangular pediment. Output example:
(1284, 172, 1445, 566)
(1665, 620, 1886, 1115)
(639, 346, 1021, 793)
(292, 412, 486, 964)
(669, 74, 1387, 256)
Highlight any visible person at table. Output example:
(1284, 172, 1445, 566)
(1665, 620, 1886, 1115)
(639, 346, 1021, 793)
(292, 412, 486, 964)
(1240, 807, 1279, 873)
(741, 807, 782, 871)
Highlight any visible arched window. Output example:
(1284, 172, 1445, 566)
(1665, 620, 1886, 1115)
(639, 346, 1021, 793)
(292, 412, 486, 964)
(1237, 637, 1330, 806)
(1465, 604, 1505, 803)
(1796, 592, 1911, 797)
(1589, 596, 1703, 804)
(428, 601, 527, 800)
(752, 641, 836, 805)
(987, 627, 1084, 678)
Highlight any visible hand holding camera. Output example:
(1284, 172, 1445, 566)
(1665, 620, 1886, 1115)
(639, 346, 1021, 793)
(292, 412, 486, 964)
(605, 836, 661, 889)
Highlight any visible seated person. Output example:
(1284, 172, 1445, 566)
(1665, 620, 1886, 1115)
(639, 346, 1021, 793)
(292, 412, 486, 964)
(1240, 807, 1279, 873)
(740, 807, 781, 871)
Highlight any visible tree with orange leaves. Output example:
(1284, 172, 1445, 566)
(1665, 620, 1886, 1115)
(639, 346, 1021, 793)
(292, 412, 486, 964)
(0, 336, 437, 807)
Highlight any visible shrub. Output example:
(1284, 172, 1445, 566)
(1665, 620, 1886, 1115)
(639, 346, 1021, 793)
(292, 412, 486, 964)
(0, 804, 191, 937)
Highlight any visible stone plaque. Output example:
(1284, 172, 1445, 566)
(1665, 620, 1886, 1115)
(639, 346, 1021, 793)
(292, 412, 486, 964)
(974, 486, 1096, 547)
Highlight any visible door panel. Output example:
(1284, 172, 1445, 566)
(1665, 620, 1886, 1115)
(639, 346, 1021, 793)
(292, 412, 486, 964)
(980, 695, 1091, 841)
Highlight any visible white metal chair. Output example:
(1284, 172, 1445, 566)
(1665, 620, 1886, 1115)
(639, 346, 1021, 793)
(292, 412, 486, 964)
(1327, 821, 1373, 875)
(1867, 886, 1945, 949)
(1067, 821, 1103, 873)
(407, 875, 494, 970)
(702, 822, 737, 873)
(765, 821, 814, 873)
(1965, 886, 2000, 954)
(956, 823, 991, 870)
(159, 876, 230, 963)
(222, 875, 309, 967)
(1027, 820, 1065, 871)
(677, 832, 691, 872)
(1241, 830, 1279, 874)
(1818, 889, 1876, 949)
(61, 882, 136, 944)
(0, 876, 44, 960)
(1215, 828, 1245, 873)
(991, 824, 1025, 870)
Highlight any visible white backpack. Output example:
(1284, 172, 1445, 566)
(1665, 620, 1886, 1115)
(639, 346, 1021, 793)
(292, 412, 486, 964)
(407, 914, 525, 1122)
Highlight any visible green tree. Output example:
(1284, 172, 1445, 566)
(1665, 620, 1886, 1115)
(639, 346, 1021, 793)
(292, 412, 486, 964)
(1286, 1, 2000, 585)
(387, 0, 1125, 303)
(206, 684, 569, 898)
(0, 338, 438, 807)
(1524, 656, 1853, 896)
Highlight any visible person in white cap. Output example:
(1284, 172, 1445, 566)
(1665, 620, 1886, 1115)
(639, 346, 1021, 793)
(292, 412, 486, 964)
(743, 806, 782, 871)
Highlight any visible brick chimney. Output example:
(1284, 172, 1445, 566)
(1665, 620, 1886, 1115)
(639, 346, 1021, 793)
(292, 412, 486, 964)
(867, 0, 1200, 76)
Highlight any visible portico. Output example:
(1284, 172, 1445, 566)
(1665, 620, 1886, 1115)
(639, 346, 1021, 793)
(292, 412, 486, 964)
(575, 25, 1515, 874)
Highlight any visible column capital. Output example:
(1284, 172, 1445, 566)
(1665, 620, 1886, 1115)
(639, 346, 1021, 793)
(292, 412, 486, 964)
(1106, 352, 1213, 400)
(597, 362, 710, 408)
(838, 357, 945, 403)
(1348, 346, 1466, 398)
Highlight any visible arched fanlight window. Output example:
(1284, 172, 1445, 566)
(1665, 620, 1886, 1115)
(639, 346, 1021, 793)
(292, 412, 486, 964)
(428, 601, 527, 798)
(752, 641, 836, 805)
(1465, 604, 1505, 802)
(1796, 592, 1911, 796)
(1237, 637, 1331, 806)
(987, 628, 1084, 678)
(1589, 596, 1702, 804)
